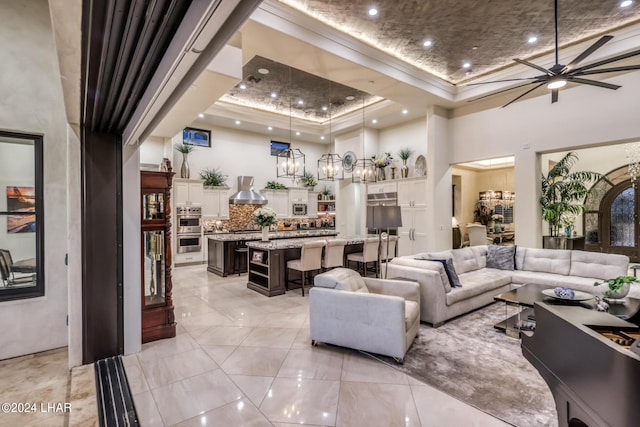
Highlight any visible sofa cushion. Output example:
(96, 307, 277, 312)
(405, 300, 420, 330)
(314, 268, 369, 293)
(486, 245, 516, 270)
(446, 268, 512, 305)
(392, 256, 452, 293)
(449, 246, 487, 274)
(522, 248, 571, 275)
(569, 250, 629, 280)
(509, 270, 599, 293)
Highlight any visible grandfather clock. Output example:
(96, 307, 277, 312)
(140, 164, 176, 343)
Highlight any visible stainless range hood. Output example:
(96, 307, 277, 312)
(229, 176, 267, 205)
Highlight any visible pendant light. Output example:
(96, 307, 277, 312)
(352, 96, 376, 183)
(317, 82, 344, 181)
(277, 66, 305, 180)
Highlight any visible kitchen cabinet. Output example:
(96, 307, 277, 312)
(398, 206, 428, 256)
(398, 178, 427, 207)
(174, 178, 204, 205)
(140, 170, 176, 343)
(261, 190, 289, 218)
(288, 189, 308, 203)
(202, 187, 230, 218)
(367, 181, 397, 194)
(307, 192, 319, 217)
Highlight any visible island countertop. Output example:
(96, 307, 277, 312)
(246, 235, 370, 250)
(207, 229, 337, 242)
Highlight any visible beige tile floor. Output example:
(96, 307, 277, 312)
(126, 265, 511, 427)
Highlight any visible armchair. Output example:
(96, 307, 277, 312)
(309, 268, 420, 363)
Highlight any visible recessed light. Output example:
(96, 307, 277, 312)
(258, 68, 269, 74)
(621, 0, 633, 7)
(271, 92, 277, 98)
(368, 7, 378, 16)
(321, 105, 328, 111)
(463, 62, 472, 69)
(296, 131, 301, 136)
(371, 119, 378, 124)
(346, 95, 355, 101)
(235, 120, 241, 125)
(472, 46, 478, 50)
(321, 136, 325, 140)
(402, 109, 408, 115)
(528, 36, 538, 44)
(298, 100, 304, 105)
(423, 39, 432, 47)
(268, 126, 273, 131)
(198, 113, 204, 118)
(239, 84, 246, 89)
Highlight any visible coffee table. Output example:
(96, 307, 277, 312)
(493, 283, 640, 338)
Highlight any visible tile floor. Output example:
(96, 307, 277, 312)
(126, 265, 510, 427)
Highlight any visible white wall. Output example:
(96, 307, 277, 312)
(0, 0, 69, 359)
(378, 118, 428, 176)
(450, 71, 640, 248)
(140, 136, 165, 166)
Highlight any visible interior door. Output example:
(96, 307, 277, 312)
(601, 182, 639, 262)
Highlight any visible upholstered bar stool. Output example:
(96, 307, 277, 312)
(321, 238, 348, 271)
(346, 236, 380, 277)
(286, 240, 326, 296)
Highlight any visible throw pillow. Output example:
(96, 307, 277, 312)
(486, 245, 516, 270)
(431, 258, 462, 288)
(413, 257, 452, 292)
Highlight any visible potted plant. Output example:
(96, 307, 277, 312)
(398, 148, 414, 178)
(200, 167, 228, 187)
(371, 152, 393, 181)
(321, 185, 333, 200)
(302, 172, 317, 190)
(473, 201, 493, 226)
(253, 207, 278, 241)
(594, 275, 637, 301)
(265, 181, 287, 190)
(540, 152, 602, 248)
(174, 143, 195, 179)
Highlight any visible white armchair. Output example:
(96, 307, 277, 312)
(309, 268, 420, 363)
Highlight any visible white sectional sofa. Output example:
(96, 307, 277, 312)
(385, 246, 632, 327)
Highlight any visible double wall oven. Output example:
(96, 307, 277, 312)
(176, 206, 202, 253)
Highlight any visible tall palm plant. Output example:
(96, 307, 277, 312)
(540, 152, 602, 236)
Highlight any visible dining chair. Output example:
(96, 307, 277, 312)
(466, 224, 493, 246)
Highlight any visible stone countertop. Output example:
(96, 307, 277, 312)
(207, 229, 338, 242)
(246, 235, 370, 250)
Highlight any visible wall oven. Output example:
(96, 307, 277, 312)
(177, 233, 202, 253)
(176, 206, 202, 234)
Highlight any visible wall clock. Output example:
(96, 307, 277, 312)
(342, 151, 356, 173)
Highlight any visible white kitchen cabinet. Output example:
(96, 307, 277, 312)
(367, 181, 397, 194)
(307, 192, 318, 217)
(261, 190, 289, 218)
(202, 188, 230, 218)
(288, 189, 308, 203)
(174, 178, 204, 205)
(398, 178, 427, 207)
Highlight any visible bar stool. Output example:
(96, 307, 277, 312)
(286, 240, 325, 296)
(232, 241, 249, 275)
(321, 238, 348, 271)
(346, 237, 380, 277)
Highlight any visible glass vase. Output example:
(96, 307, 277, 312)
(376, 167, 386, 181)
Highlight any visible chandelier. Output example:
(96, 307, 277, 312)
(627, 142, 640, 187)
(352, 97, 377, 184)
(317, 84, 344, 181)
(277, 66, 305, 180)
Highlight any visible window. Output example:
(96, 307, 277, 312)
(0, 131, 44, 301)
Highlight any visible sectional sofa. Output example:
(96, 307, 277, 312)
(385, 245, 632, 327)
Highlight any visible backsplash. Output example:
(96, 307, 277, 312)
(202, 204, 330, 232)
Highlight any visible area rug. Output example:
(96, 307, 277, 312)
(369, 303, 558, 427)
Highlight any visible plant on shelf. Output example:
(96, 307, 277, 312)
(302, 172, 317, 189)
(371, 152, 393, 169)
(398, 148, 414, 178)
(594, 275, 637, 299)
(321, 185, 334, 200)
(540, 152, 602, 237)
(200, 167, 227, 187)
(174, 143, 195, 179)
(253, 207, 278, 227)
(265, 180, 287, 190)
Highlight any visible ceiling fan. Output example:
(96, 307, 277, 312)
(468, 0, 640, 108)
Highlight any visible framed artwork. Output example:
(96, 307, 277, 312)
(252, 251, 264, 263)
(183, 127, 211, 147)
(270, 140, 290, 156)
(342, 151, 356, 173)
(6, 186, 36, 233)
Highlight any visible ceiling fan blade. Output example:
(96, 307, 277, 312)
(567, 77, 621, 90)
(513, 58, 553, 75)
(573, 65, 640, 76)
(562, 35, 614, 73)
(468, 81, 543, 102)
(570, 48, 640, 74)
(466, 76, 546, 86)
(551, 89, 558, 104)
(501, 82, 546, 108)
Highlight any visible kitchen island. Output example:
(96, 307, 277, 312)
(206, 229, 337, 277)
(245, 235, 368, 297)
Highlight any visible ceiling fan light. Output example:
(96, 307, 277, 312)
(547, 79, 567, 89)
